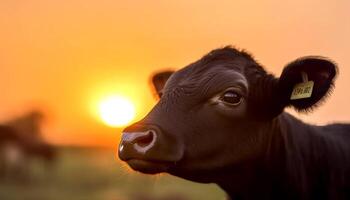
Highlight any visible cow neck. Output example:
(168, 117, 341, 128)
(217, 115, 290, 200)
(276, 112, 350, 200)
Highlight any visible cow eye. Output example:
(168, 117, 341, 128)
(220, 91, 242, 105)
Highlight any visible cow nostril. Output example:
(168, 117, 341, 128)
(120, 128, 159, 155)
(134, 130, 155, 147)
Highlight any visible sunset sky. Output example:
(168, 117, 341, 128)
(0, 0, 349, 147)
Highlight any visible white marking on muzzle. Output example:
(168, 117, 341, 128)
(122, 130, 157, 154)
(119, 144, 124, 152)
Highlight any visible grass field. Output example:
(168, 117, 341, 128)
(0, 147, 226, 200)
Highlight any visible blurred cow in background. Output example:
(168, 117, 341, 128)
(0, 125, 25, 179)
(0, 110, 56, 180)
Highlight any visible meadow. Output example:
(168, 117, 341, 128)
(0, 147, 226, 200)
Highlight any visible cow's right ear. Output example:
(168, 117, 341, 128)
(277, 57, 337, 112)
(151, 71, 174, 99)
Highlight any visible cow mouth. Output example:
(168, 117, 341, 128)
(125, 159, 174, 174)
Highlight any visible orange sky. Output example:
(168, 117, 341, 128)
(0, 0, 349, 147)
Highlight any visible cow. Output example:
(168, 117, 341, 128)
(118, 46, 350, 200)
(0, 111, 56, 180)
(6, 111, 56, 161)
(0, 125, 26, 179)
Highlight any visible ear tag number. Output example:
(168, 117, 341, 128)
(290, 72, 314, 100)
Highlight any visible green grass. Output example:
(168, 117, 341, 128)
(0, 147, 226, 200)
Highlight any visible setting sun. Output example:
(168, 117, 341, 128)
(99, 96, 136, 127)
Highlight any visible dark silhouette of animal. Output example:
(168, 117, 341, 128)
(0, 125, 25, 178)
(118, 46, 350, 199)
(0, 111, 56, 179)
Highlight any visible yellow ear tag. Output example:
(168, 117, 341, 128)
(290, 72, 314, 100)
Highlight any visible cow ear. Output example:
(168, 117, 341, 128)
(278, 57, 337, 111)
(151, 71, 174, 99)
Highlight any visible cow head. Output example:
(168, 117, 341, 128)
(118, 46, 337, 183)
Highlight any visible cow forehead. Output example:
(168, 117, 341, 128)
(162, 47, 257, 96)
(165, 60, 247, 91)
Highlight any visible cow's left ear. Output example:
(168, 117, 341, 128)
(150, 71, 174, 99)
(278, 57, 337, 111)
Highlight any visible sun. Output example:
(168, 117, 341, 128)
(98, 96, 136, 127)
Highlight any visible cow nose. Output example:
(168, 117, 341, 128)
(118, 127, 159, 160)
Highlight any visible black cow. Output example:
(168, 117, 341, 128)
(118, 46, 350, 200)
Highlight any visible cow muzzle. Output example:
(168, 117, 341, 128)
(119, 129, 157, 156)
(118, 124, 182, 174)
